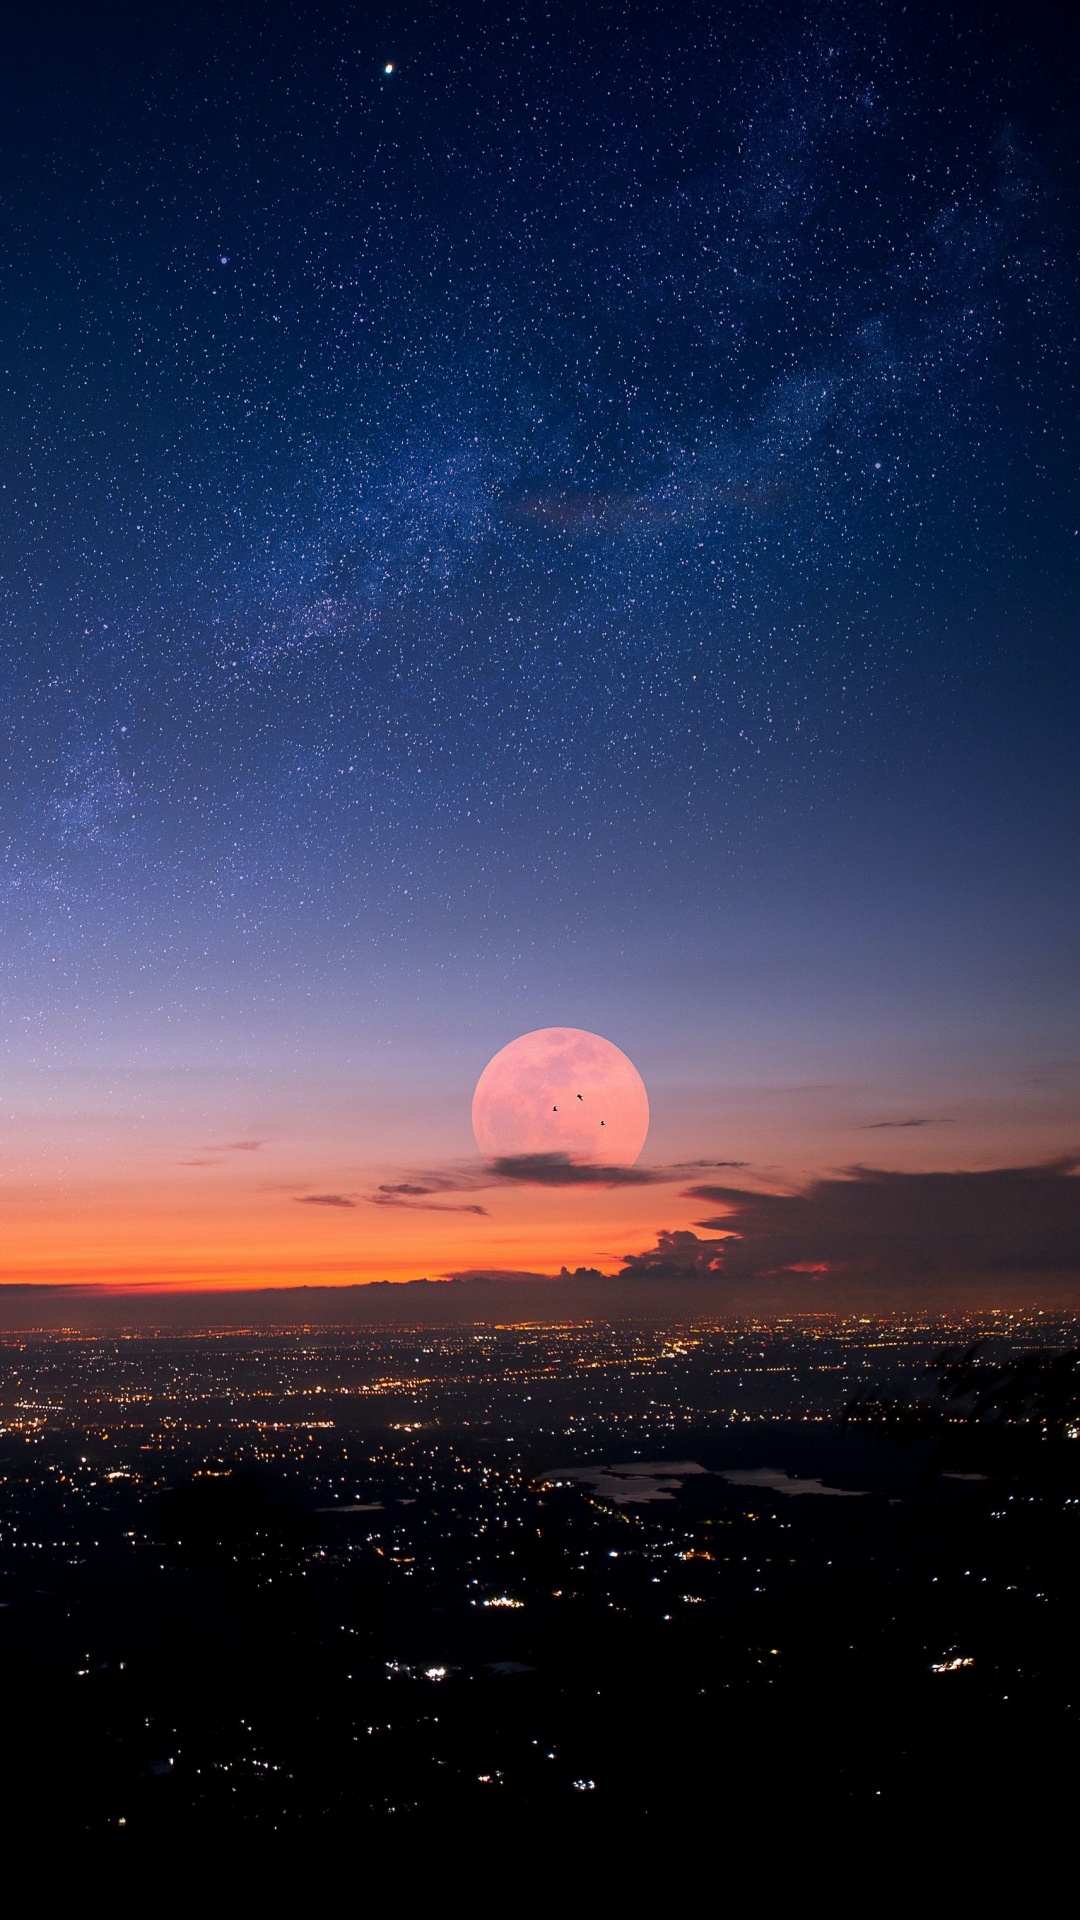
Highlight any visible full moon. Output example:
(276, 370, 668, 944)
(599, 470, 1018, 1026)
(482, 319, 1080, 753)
(472, 1027, 649, 1167)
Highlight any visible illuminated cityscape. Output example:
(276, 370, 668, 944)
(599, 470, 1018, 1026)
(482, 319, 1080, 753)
(0, 1313, 1077, 1848)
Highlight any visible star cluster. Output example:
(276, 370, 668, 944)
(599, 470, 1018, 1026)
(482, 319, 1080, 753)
(0, 2, 1076, 1059)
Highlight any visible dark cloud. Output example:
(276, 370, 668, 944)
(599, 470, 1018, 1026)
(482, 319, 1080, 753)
(445, 1269, 562, 1284)
(671, 1159, 750, 1170)
(383, 1201, 490, 1216)
(296, 1193, 357, 1209)
(685, 1184, 764, 1205)
(687, 1159, 1080, 1281)
(444, 1245, 723, 1284)
(365, 1158, 672, 1200)
(490, 1153, 665, 1187)
(618, 1229, 726, 1279)
(370, 1180, 489, 1217)
(861, 1118, 952, 1130)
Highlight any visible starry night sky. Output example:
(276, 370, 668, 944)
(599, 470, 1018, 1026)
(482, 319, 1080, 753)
(1, 2, 1079, 1285)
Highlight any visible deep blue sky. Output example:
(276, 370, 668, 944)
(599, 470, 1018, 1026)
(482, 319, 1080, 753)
(1, 1, 1078, 1210)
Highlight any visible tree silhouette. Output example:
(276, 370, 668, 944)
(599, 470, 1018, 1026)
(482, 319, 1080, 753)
(846, 1341, 1080, 1477)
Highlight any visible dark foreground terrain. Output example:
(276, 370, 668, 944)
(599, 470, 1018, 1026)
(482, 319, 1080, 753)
(0, 1313, 1077, 1879)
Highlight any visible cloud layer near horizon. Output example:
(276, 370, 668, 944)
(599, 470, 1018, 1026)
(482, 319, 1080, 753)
(687, 1159, 1080, 1281)
(489, 1152, 665, 1187)
(442, 1159, 1080, 1288)
(358, 1153, 669, 1210)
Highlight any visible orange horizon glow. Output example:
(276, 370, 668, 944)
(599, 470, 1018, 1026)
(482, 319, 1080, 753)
(3, 1042, 1075, 1294)
(0, 1166, 704, 1290)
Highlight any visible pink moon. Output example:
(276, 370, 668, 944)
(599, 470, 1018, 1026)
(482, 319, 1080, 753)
(472, 1027, 649, 1167)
